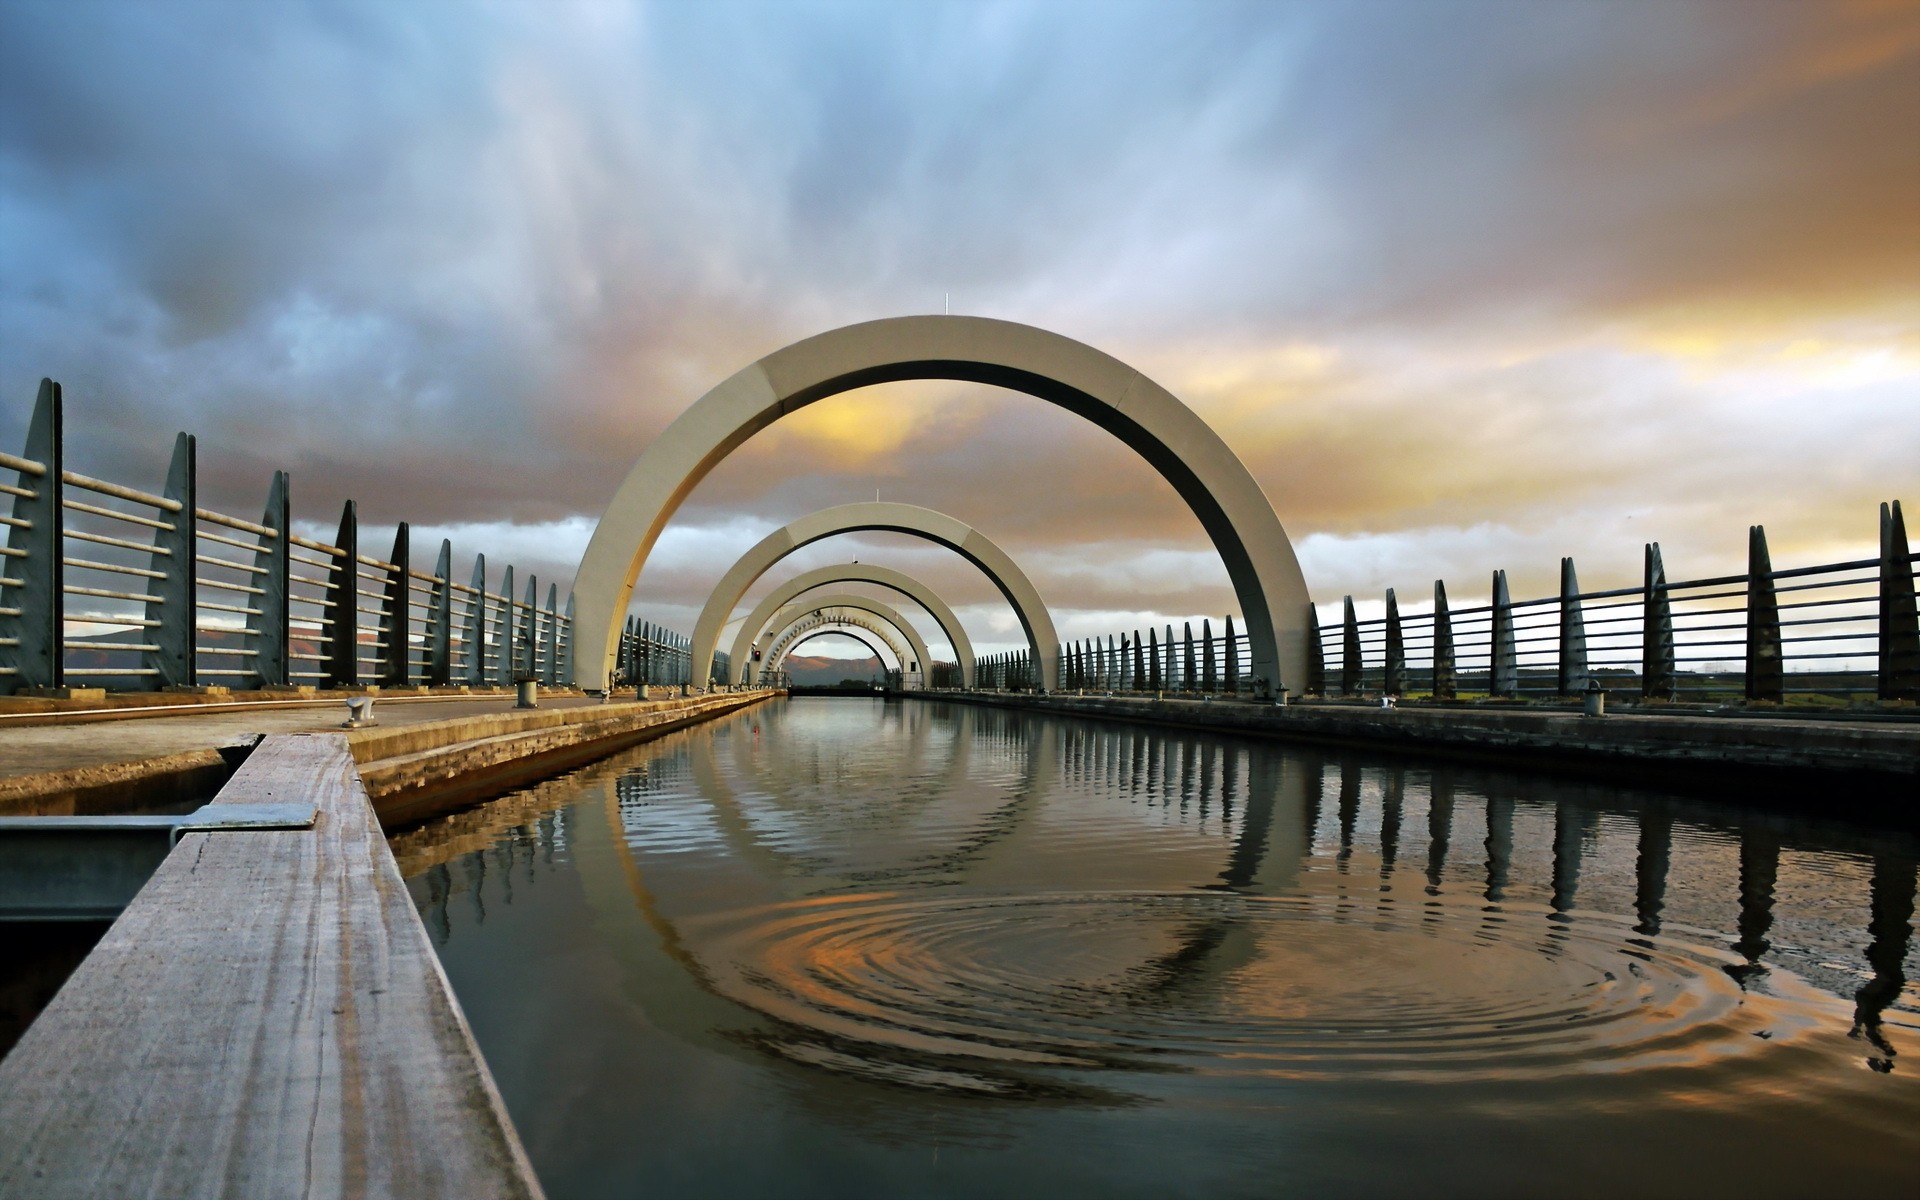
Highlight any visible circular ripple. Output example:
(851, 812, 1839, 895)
(687, 891, 1833, 1086)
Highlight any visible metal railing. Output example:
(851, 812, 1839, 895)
(1, 378, 692, 696)
(1026, 501, 1918, 706)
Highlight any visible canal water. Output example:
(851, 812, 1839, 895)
(399, 698, 1918, 1199)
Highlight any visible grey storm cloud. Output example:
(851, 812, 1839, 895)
(1, 0, 1914, 649)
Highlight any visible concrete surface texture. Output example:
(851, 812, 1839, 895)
(724, 563, 976, 688)
(684, 501, 1060, 691)
(571, 315, 1311, 695)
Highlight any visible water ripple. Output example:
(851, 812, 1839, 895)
(690, 890, 1836, 1089)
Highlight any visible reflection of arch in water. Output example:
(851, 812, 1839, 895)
(759, 594, 932, 684)
(574, 317, 1313, 694)
(682, 502, 1058, 690)
(726, 563, 975, 688)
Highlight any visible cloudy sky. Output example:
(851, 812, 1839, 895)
(2, 0, 1915, 662)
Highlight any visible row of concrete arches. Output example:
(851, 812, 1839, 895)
(574, 315, 1312, 693)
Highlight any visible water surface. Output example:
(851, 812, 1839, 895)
(402, 698, 1919, 1198)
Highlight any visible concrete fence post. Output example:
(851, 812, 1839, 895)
(519, 574, 538, 679)
(322, 501, 359, 688)
(464, 554, 488, 687)
(1305, 604, 1326, 696)
(1133, 629, 1146, 692)
(1184, 621, 1197, 692)
(1557, 557, 1589, 697)
(1745, 526, 1782, 702)
(1148, 628, 1161, 691)
(1, 379, 63, 693)
(494, 565, 514, 687)
(1490, 570, 1517, 698)
(1432, 581, 1456, 700)
(542, 582, 559, 685)
(1202, 619, 1217, 692)
(1340, 596, 1360, 695)
(1880, 500, 1919, 700)
(1642, 543, 1676, 700)
(562, 592, 575, 686)
(378, 522, 410, 688)
(427, 539, 452, 686)
(145, 433, 196, 690)
(247, 471, 290, 688)
(1383, 589, 1405, 697)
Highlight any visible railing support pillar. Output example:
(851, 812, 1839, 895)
(1745, 526, 1782, 702)
(247, 471, 290, 689)
(463, 555, 488, 687)
(1557, 557, 1588, 697)
(144, 433, 195, 690)
(542, 582, 559, 685)
(1881, 500, 1919, 701)
(1432, 581, 1455, 700)
(1, 379, 63, 694)
(378, 523, 410, 688)
(1383, 589, 1405, 696)
(1490, 570, 1517, 698)
(321, 501, 358, 688)
(427, 539, 453, 687)
(1305, 605, 1325, 696)
(1340, 597, 1360, 695)
(1224, 615, 1239, 694)
(494, 565, 515, 687)
(1641, 543, 1676, 699)
(519, 575, 538, 680)
(1201, 621, 1216, 692)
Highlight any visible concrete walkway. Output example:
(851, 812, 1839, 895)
(0, 694, 604, 782)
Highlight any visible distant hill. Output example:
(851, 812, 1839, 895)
(778, 653, 884, 686)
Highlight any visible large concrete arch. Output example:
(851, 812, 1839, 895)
(757, 594, 932, 685)
(725, 563, 975, 688)
(573, 315, 1311, 695)
(684, 502, 1058, 690)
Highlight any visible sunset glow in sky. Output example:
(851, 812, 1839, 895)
(2, 0, 1915, 660)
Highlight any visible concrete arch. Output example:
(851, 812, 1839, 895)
(757, 594, 932, 685)
(573, 315, 1310, 694)
(685, 502, 1058, 691)
(766, 614, 907, 680)
(725, 563, 975, 688)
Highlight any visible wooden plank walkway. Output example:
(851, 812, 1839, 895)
(0, 734, 543, 1198)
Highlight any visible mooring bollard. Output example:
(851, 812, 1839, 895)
(1583, 678, 1606, 718)
(1274, 688, 1290, 708)
(516, 678, 539, 709)
(342, 696, 377, 728)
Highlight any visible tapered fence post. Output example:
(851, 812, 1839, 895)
(562, 593, 576, 686)
(1, 379, 63, 693)
(1224, 615, 1239, 694)
(1490, 570, 1517, 698)
(247, 471, 290, 688)
(519, 574, 538, 679)
(379, 523, 410, 687)
(427, 539, 453, 686)
(542, 582, 559, 685)
(464, 554, 488, 687)
(144, 433, 195, 690)
(1642, 543, 1675, 699)
(1557, 557, 1588, 697)
(1184, 621, 1197, 692)
(494, 565, 514, 687)
(1383, 590, 1405, 696)
(1340, 597, 1360, 695)
(321, 501, 359, 688)
(1148, 628, 1161, 691)
(1881, 500, 1919, 700)
(1202, 620, 1217, 692)
(1432, 581, 1455, 700)
(1745, 526, 1782, 702)
(1305, 604, 1326, 696)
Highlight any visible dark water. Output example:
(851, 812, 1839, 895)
(400, 698, 1919, 1199)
